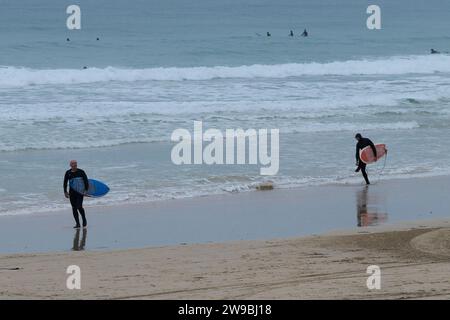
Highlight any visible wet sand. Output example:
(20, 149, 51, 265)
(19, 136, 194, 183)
(0, 176, 450, 253)
(1, 222, 450, 299)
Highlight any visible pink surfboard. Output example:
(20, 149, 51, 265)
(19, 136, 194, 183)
(359, 144, 387, 164)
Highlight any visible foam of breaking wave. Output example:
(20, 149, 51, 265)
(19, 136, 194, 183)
(291, 121, 419, 133)
(1, 54, 450, 87)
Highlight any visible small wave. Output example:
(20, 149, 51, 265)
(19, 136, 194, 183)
(1, 54, 450, 87)
(291, 121, 419, 133)
(0, 121, 419, 152)
(0, 137, 166, 152)
(101, 164, 139, 171)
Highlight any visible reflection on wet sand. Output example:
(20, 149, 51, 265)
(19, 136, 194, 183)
(356, 186, 388, 227)
(72, 228, 87, 251)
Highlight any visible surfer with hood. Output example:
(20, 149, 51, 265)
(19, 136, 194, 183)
(355, 133, 377, 185)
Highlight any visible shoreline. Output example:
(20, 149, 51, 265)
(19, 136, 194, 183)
(1, 175, 450, 254)
(1, 173, 450, 299)
(3, 168, 450, 219)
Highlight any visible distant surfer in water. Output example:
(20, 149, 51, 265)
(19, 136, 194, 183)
(355, 133, 377, 185)
(430, 49, 440, 54)
(267, 32, 271, 37)
(301, 29, 308, 37)
(64, 160, 89, 228)
(289, 30, 294, 37)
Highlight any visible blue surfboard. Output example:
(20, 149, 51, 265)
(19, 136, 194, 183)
(69, 178, 110, 198)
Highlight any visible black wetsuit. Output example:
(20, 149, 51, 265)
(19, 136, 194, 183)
(63, 169, 89, 227)
(355, 137, 377, 185)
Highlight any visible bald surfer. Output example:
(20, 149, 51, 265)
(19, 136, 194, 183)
(63, 160, 89, 228)
(355, 133, 377, 185)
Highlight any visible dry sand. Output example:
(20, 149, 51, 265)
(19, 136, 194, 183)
(1, 221, 450, 299)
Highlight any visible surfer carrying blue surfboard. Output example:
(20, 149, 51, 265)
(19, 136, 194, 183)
(355, 133, 377, 185)
(63, 160, 89, 229)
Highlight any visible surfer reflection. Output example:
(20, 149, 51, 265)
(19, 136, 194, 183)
(356, 186, 388, 227)
(72, 228, 87, 251)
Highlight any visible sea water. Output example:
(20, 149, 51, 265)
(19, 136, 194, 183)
(1, 0, 450, 216)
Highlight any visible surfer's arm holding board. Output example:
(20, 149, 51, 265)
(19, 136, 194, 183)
(63, 168, 90, 197)
(355, 134, 378, 165)
(368, 140, 377, 161)
(80, 170, 89, 195)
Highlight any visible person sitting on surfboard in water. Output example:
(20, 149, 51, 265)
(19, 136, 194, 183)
(63, 160, 89, 229)
(355, 133, 377, 185)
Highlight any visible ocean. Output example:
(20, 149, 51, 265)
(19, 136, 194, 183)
(1, 0, 450, 216)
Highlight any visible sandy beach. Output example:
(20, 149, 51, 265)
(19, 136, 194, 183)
(1, 222, 450, 299)
(1, 176, 450, 299)
(2, 0, 450, 302)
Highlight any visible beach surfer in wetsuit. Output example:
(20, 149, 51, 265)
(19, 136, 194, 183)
(355, 133, 377, 185)
(63, 160, 89, 228)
